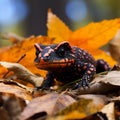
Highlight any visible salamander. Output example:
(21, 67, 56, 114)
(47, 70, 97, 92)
(34, 41, 111, 89)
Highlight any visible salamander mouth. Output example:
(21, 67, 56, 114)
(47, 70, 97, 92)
(35, 60, 74, 70)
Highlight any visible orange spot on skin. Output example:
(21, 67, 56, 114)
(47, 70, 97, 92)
(65, 58, 68, 62)
(71, 54, 75, 57)
(100, 60, 104, 64)
(70, 59, 75, 64)
(83, 66, 87, 70)
(60, 59, 65, 62)
(68, 63, 72, 66)
(44, 49, 54, 57)
(83, 52, 86, 55)
(87, 70, 91, 74)
(38, 54, 41, 58)
(48, 49, 54, 53)
(44, 53, 49, 57)
(90, 68, 94, 71)
(105, 65, 108, 70)
(78, 64, 80, 67)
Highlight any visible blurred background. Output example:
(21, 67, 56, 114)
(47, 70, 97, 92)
(0, 0, 120, 46)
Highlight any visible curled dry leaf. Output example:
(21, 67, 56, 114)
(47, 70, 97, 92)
(109, 30, 120, 62)
(93, 71, 120, 86)
(73, 71, 120, 95)
(20, 93, 76, 120)
(0, 83, 32, 100)
(0, 78, 34, 93)
(0, 61, 43, 87)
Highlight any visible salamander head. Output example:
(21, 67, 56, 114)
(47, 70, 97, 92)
(34, 41, 75, 70)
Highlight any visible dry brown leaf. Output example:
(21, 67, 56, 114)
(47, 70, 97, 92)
(110, 96, 120, 101)
(78, 94, 108, 108)
(72, 71, 120, 95)
(0, 93, 26, 120)
(109, 30, 120, 62)
(0, 61, 43, 87)
(93, 71, 120, 86)
(20, 93, 76, 120)
(0, 83, 32, 100)
(56, 98, 102, 120)
(48, 95, 109, 120)
(0, 78, 34, 93)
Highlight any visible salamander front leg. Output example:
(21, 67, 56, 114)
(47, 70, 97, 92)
(73, 63, 96, 89)
(38, 72, 54, 90)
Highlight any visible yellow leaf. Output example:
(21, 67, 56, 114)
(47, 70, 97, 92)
(69, 19, 120, 51)
(0, 36, 52, 77)
(47, 10, 72, 43)
(47, 11, 120, 65)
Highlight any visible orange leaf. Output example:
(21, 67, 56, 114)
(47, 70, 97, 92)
(47, 9, 72, 43)
(90, 49, 116, 66)
(69, 19, 120, 51)
(0, 36, 52, 77)
(47, 11, 120, 65)
(68, 19, 120, 66)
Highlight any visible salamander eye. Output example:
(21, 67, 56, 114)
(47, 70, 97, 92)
(58, 48, 65, 57)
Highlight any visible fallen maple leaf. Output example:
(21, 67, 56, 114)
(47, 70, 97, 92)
(47, 11, 120, 66)
(69, 19, 120, 50)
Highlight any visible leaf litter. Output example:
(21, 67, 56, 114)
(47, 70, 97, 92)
(0, 10, 120, 120)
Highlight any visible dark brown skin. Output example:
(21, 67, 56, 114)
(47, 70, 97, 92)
(34, 41, 111, 89)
